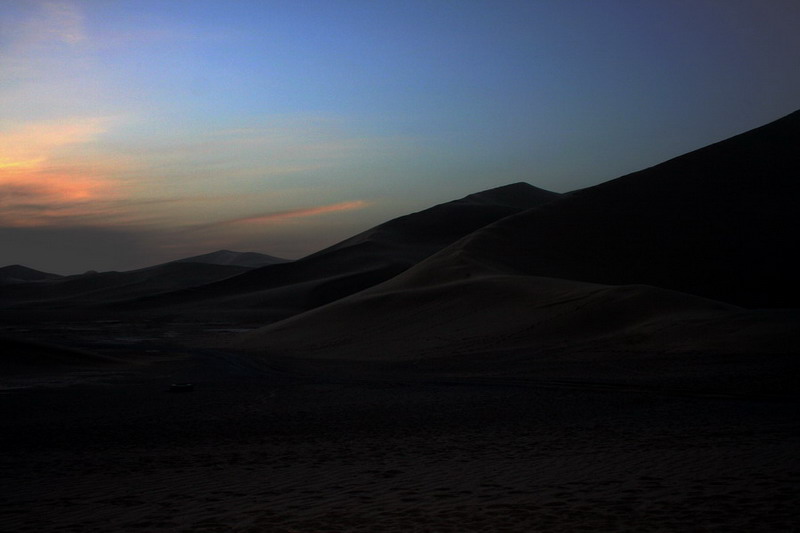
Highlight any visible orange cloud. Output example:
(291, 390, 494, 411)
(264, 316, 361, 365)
(0, 117, 131, 227)
(198, 200, 370, 229)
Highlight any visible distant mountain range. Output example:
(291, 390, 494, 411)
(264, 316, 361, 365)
(169, 250, 289, 268)
(0, 250, 287, 307)
(0, 265, 63, 284)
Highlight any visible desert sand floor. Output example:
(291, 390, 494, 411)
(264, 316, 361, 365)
(2, 347, 798, 532)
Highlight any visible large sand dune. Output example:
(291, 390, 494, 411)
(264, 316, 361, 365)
(236, 110, 800, 391)
(430, 110, 800, 308)
(119, 182, 560, 322)
(236, 261, 800, 396)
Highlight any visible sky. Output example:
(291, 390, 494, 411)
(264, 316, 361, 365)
(1, 0, 799, 274)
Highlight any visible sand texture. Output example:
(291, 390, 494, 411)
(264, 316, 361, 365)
(2, 344, 798, 532)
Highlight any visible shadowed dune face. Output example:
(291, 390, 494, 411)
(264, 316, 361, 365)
(114, 183, 561, 322)
(235, 273, 765, 362)
(236, 110, 800, 367)
(447, 110, 800, 308)
(235, 259, 800, 399)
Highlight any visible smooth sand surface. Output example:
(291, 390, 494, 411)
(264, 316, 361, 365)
(1, 335, 798, 532)
(236, 271, 800, 372)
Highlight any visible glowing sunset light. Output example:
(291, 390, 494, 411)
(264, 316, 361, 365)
(0, 117, 110, 166)
(1, 0, 798, 273)
(0, 116, 135, 227)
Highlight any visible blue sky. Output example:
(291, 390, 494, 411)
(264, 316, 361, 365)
(2, 0, 799, 273)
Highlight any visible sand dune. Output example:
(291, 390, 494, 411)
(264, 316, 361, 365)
(429, 109, 800, 308)
(120, 182, 560, 322)
(233, 258, 800, 403)
(237, 274, 731, 359)
(235, 110, 800, 393)
(169, 249, 289, 268)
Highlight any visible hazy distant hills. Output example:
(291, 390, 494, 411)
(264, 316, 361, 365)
(120, 182, 561, 321)
(170, 250, 289, 268)
(0, 265, 62, 284)
(0, 184, 559, 319)
(236, 110, 800, 366)
(0, 250, 287, 308)
(0, 262, 250, 307)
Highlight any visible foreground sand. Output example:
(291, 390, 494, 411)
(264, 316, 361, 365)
(2, 344, 798, 532)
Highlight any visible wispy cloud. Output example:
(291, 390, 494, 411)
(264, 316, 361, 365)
(0, 2, 402, 268)
(0, 116, 108, 168)
(0, 113, 379, 231)
(190, 200, 371, 232)
(222, 201, 370, 225)
(0, 117, 134, 227)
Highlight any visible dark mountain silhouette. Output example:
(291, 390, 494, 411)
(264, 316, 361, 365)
(0, 250, 289, 309)
(237, 110, 800, 365)
(170, 250, 289, 268)
(404, 109, 800, 308)
(0, 265, 63, 284)
(122, 183, 561, 321)
(0, 262, 251, 308)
